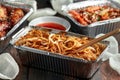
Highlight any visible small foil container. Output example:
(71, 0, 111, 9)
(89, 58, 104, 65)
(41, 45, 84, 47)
(0, 1, 33, 52)
(62, 0, 120, 45)
(10, 26, 109, 78)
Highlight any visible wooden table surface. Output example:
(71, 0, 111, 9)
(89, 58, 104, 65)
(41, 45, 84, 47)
(0, 0, 120, 80)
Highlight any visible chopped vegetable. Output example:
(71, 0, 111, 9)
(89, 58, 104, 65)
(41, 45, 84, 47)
(68, 5, 120, 26)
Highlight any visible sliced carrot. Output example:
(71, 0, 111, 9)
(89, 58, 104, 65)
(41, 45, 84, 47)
(69, 10, 80, 17)
(69, 10, 88, 25)
(77, 16, 88, 25)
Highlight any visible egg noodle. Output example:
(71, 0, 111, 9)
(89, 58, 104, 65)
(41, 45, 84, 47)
(15, 29, 105, 61)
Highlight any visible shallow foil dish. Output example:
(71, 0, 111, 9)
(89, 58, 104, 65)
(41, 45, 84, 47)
(10, 26, 109, 78)
(62, 0, 120, 45)
(0, 1, 33, 52)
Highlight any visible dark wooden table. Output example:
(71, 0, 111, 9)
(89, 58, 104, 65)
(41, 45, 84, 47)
(1, 0, 120, 80)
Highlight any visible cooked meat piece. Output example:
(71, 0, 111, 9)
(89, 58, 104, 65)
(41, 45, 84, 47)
(0, 20, 10, 31)
(0, 5, 8, 21)
(10, 8, 24, 26)
(0, 31, 6, 37)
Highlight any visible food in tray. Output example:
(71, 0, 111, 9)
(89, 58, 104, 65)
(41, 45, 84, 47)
(36, 22, 66, 30)
(15, 29, 106, 61)
(0, 4, 25, 38)
(68, 5, 120, 26)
